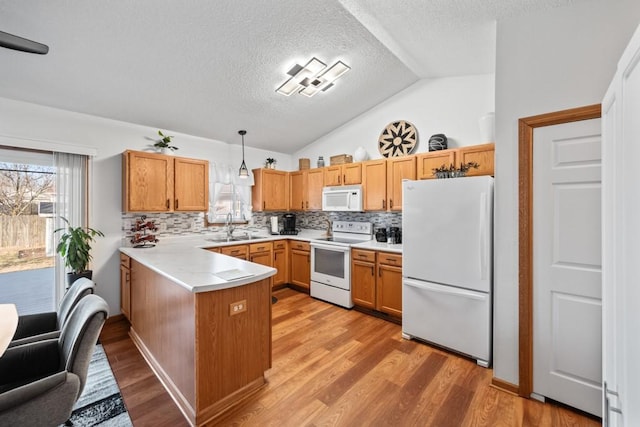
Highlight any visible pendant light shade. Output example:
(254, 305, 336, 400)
(238, 130, 249, 178)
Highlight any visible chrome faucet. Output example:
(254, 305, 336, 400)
(324, 218, 332, 237)
(225, 212, 235, 238)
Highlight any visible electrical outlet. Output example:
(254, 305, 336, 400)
(158, 222, 167, 232)
(229, 300, 247, 316)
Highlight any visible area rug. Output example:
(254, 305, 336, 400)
(63, 344, 133, 427)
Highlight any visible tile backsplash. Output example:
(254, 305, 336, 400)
(122, 211, 402, 241)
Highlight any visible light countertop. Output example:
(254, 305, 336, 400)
(351, 240, 403, 254)
(120, 229, 402, 293)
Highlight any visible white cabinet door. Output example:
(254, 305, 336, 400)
(533, 119, 602, 417)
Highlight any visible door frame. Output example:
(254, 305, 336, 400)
(518, 104, 601, 397)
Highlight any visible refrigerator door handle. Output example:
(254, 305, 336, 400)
(403, 278, 487, 301)
(479, 192, 488, 280)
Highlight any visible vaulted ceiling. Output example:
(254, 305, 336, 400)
(0, 0, 580, 153)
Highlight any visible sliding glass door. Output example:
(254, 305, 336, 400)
(0, 148, 56, 314)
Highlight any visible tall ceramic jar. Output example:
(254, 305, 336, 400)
(478, 112, 495, 143)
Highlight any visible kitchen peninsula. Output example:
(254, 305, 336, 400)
(120, 237, 276, 426)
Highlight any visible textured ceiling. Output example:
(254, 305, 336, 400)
(0, 0, 582, 153)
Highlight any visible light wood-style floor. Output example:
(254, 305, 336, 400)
(101, 288, 601, 427)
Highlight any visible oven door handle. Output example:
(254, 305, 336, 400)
(311, 243, 351, 253)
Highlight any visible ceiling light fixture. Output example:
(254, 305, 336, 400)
(238, 130, 249, 178)
(276, 57, 350, 97)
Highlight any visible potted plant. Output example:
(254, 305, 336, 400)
(54, 217, 104, 287)
(153, 130, 179, 153)
(432, 161, 480, 178)
(265, 157, 276, 169)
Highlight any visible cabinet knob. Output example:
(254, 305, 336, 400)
(166, 199, 170, 209)
(338, 175, 341, 184)
(379, 267, 382, 277)
(389, 199, 393, 209)
(175, 199, 179, 209)
(382, 199, 386, 209)
(370, 266, 374, 276)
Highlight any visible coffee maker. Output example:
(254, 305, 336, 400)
(281, 213, 297, 235)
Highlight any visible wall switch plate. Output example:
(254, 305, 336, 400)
(229, 299, 247, 316)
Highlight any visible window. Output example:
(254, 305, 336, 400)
(209, 183, 248, 223)
(0, 147, 89, 315)
(208, 163, 253, 224)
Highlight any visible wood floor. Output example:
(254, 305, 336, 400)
(101, 288, 601, 427)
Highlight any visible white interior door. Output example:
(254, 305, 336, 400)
(532, 118, 602, 416)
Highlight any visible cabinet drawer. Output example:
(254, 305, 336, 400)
(273, 240, 287, 250)
(206, 247, 221, 253)
(120, 253, 131, 268)
(249, 241, 273, 254)
(220, 245, 248, 257)
(378, 252, 402, 267)
(290, 240, 310, 251)
(352, 249, 376, 263)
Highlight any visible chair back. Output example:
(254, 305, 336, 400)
(58, 278, 96, 328)
(59, 294, 109, 398)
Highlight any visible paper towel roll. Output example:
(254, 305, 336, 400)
(270, 216, 279, 234)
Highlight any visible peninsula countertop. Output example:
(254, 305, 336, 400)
(120, 235, 280, 293)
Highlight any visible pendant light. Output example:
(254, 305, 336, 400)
(238, 130, 249, 178)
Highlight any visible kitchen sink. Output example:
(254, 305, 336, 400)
(205, 235, 269, 243)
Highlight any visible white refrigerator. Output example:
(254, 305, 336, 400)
(402, 176, 493, 367)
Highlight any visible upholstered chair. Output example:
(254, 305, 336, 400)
(0, 294, 109, 426)
(10, 277, 96, 348)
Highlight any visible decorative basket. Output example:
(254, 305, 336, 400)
(330, 154, 353, 165)
(298, 158, 310, 170)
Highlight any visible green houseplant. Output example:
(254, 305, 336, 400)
(153, 130, 179, 152)
(54, 217, 104, 286)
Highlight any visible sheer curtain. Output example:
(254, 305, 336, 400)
(208, 162, 254, 222)
(53, 152, 88, 302)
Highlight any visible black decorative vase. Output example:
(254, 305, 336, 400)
(428, 134, 448, 151)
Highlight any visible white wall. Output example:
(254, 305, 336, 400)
(0, 97, 292, 314)
(493, 0, 640, 385)
(294, 74, 495, 164)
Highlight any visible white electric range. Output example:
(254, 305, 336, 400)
(310, 220, 373, 308)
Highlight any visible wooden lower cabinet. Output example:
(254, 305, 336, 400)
(289, 240, 310, 290)
(352, 255, 376, 309)
(220, 244, 248, 260)
(128, 259, 271, 426)
(377, 259, 403, 317)
(120, 253, 131, 320)
(272, 240, 288, 289)
(351, 249, 402, 318)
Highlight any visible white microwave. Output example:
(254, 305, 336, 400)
(322, 185, 363, 212)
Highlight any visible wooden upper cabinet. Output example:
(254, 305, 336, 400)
(458, 143, 495, 177)
(362, 157, 414, 211)
(386, 156, 415, 211)
(307, 169, 324, 210)
(324, 163, 362, 186)
(289, 171, 306, 211)
(324, 165, 342, 186)
(362, 159, 387, 211)
(252, 168, 289, 211)
(123, 150, 208, 212)
(174, 157, 209, 211)
(416, 150, 457, 180)
(290, 169, 323, 211)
